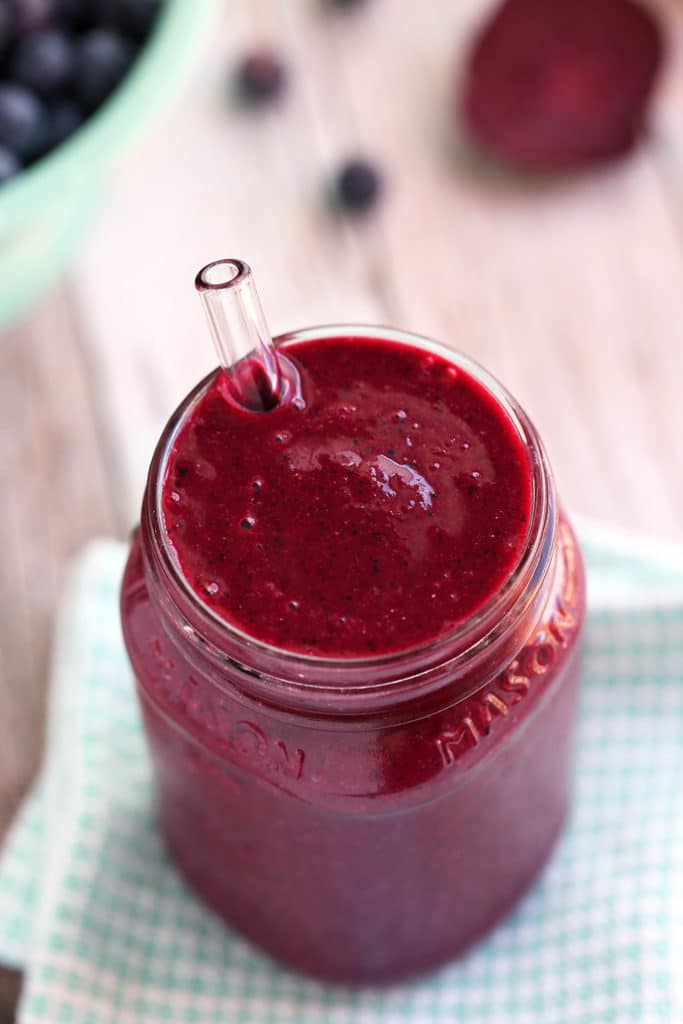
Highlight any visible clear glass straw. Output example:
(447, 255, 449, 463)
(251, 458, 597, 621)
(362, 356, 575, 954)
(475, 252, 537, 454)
(195, 259, 281, 412)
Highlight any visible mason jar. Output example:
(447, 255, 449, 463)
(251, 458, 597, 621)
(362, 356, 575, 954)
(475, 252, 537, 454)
(121, 325, 585, 984)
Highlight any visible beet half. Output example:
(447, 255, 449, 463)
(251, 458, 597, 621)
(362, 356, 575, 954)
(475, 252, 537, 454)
(461, 0, 664, 171)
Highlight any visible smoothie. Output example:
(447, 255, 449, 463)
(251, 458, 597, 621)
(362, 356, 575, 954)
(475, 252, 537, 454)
(121, 323, 585, 983)
(161, 335, 532, 656)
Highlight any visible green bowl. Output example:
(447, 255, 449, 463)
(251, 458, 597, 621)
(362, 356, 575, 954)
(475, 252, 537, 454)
(0, 0, 218, 331)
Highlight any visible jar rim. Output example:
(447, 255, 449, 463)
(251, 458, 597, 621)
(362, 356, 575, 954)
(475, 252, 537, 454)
(142, 324, 556, 705)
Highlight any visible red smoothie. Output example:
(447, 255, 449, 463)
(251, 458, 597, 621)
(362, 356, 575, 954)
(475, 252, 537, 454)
(121, 326, 585, 984)
(161, 336, 532, 657)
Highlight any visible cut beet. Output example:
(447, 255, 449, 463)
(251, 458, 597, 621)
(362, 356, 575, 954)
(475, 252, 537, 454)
(460, 0, 664, 170)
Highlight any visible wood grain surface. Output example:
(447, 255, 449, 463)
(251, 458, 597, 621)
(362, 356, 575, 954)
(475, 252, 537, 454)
(2, 0, 683, 1018)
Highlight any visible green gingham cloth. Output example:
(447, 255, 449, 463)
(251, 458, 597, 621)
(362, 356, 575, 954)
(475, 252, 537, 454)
(1, 525, 683, 1024)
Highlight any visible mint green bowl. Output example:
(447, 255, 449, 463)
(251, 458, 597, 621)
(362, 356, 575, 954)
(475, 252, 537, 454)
(0, 0, 217, 331)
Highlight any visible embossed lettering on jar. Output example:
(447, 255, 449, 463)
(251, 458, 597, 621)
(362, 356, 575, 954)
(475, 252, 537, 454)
(121, 326, 585, 985)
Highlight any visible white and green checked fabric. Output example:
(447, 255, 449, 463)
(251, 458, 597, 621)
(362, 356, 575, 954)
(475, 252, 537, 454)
(1, 525, 682, 1024)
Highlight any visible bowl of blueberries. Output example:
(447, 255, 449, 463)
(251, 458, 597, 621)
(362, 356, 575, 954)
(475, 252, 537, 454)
(0, 0, 216, 330)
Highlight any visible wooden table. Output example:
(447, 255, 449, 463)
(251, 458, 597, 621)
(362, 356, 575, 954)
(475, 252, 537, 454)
(2, 0, 683, 1016)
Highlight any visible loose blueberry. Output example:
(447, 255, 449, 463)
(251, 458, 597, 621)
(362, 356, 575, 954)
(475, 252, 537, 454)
(48, 97, 82, 145)
(236, 51, 287, 105)
(10, 29, 76, 97)
(328, 0, 369, 8)
(75, 28, 134, 109)
(334, 158, 382, 213)
(0, 82, 47, 159)
(0, 145, 21, 184)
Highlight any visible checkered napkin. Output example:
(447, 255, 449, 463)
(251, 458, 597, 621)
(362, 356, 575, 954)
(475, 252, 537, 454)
(1, 524, 682, 1024)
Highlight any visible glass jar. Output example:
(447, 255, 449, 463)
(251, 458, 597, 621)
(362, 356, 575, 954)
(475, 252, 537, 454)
(121, 326, 585, 985)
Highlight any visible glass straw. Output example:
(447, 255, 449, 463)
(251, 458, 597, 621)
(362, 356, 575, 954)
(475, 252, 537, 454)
(195, 259, 282, 412)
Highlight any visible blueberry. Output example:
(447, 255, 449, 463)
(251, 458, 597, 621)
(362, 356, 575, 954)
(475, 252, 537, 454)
(75, 29, 134, 110)
(85, 0, 159, 37)
(236, 51, 287, 105)
(0, 145, 21, 184)
(86, 0, 127, 26)
(334, 158, 383, 213)
(55, 0, 113, 27)
(0, 82, 47, 159)
(0, 7, 12, 54)
(117, 0, 160, 38)
(10, 29, 76, 97)
(10, 0, 56, 36)
(327, 0, 369, 8)
(48, 97, 82, 145)
(53, 0, 89, 25)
